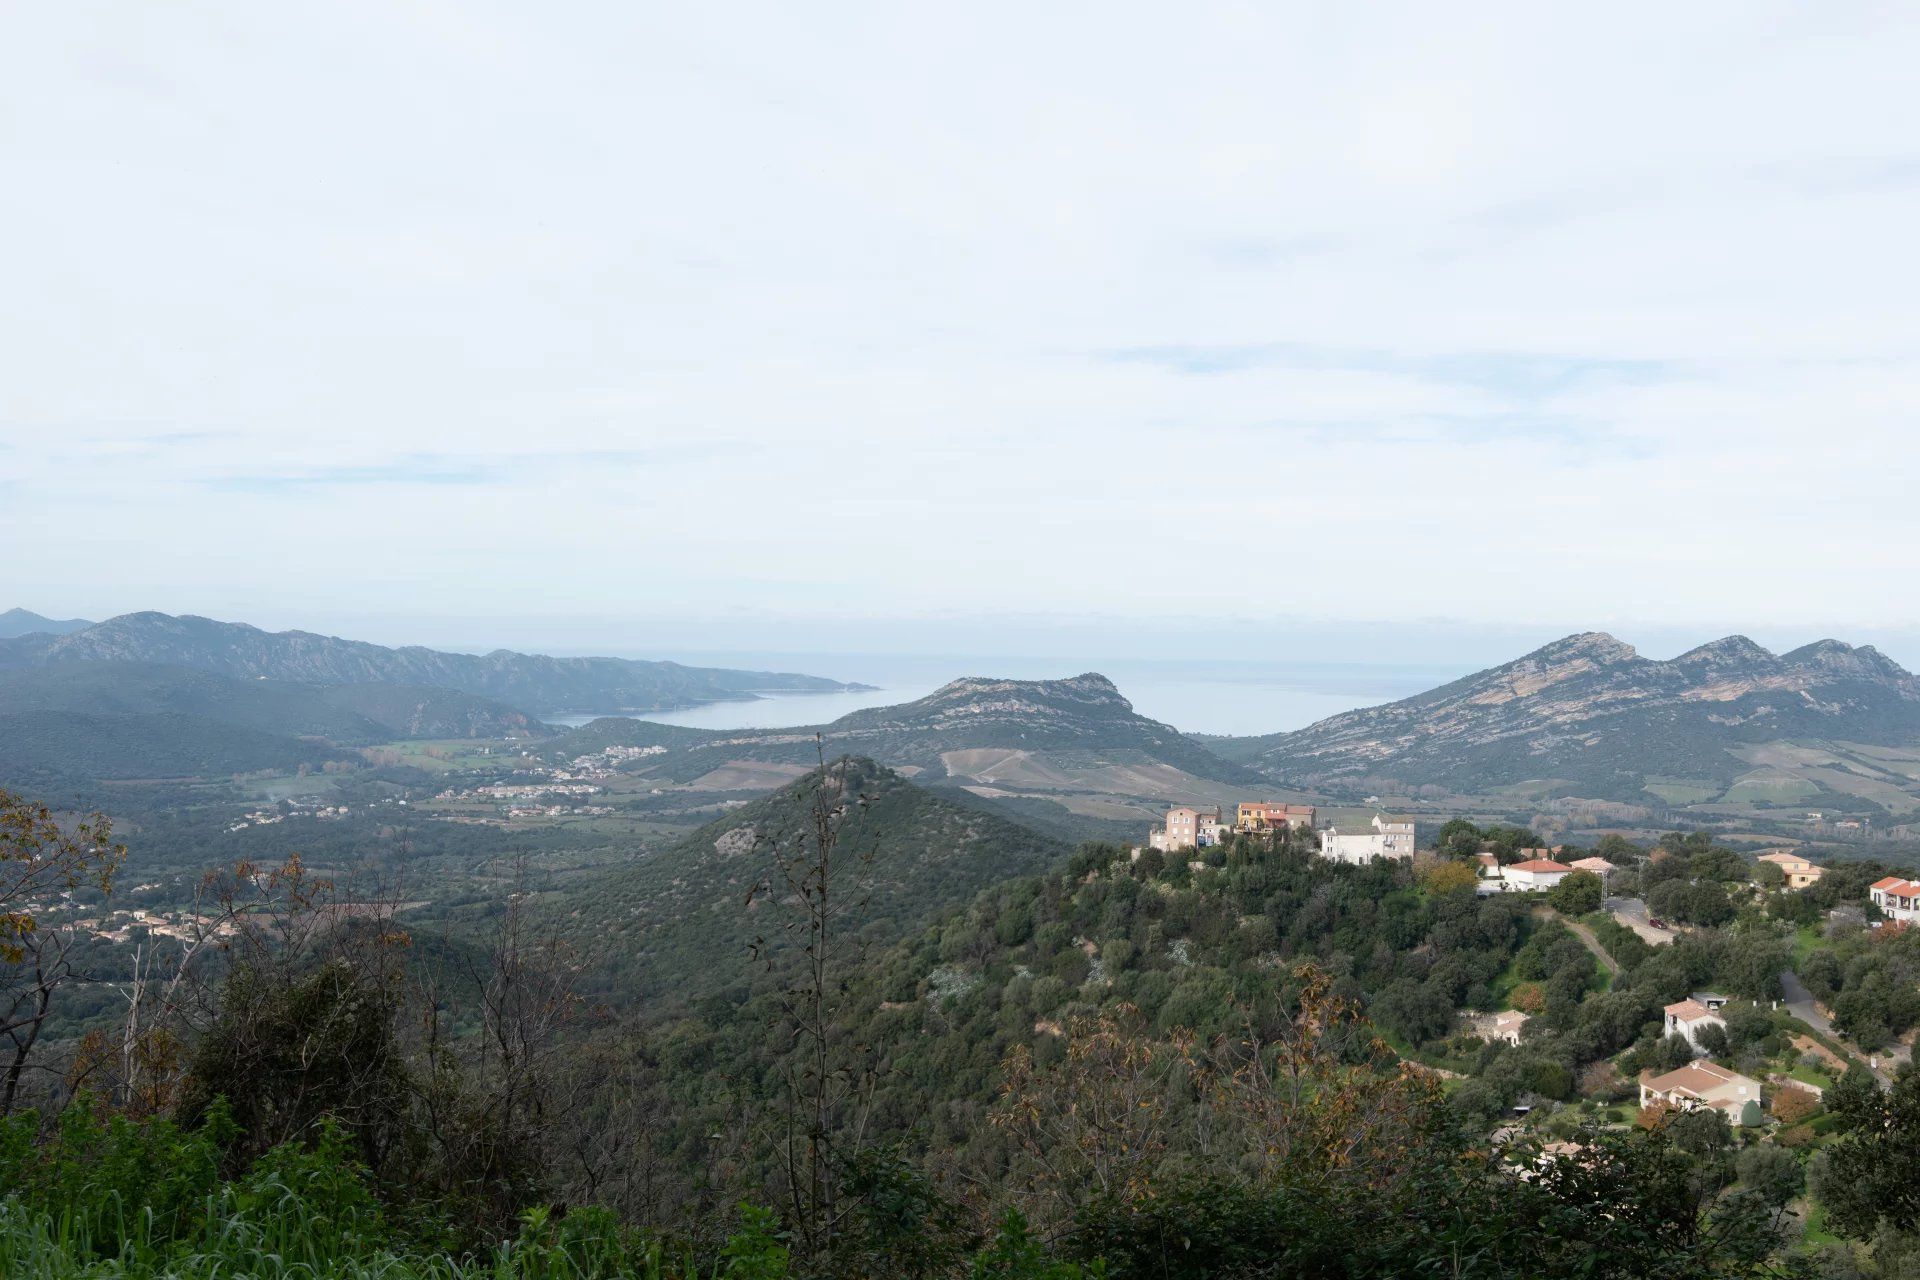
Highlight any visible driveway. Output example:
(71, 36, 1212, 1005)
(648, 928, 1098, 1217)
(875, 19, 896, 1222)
(1779, 967, 1910, 1083)
(1537, 906, 1621, 975)
(1605, 896, 1675, 945)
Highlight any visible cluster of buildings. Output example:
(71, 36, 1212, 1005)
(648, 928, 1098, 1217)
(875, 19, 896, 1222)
(1144, 803, 1419, 867)
(1146, 802, 1316, 852)
(227, 795, 407, 833)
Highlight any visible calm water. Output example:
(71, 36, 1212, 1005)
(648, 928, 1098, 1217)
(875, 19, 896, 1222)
(542, 654, 1459, 737)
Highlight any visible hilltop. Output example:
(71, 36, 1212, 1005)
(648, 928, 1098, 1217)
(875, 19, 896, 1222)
(0, 607, 92, 638)
(564, 756, 1069, 1002)
(1217, 632, 1920, 811)
(0, 611, 859, 714)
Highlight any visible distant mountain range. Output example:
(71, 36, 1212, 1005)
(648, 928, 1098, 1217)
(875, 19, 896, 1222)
(1212, 632, 1920, 809)
(566, 756, 1069, 1002)
(0, 608, 93, 638)
(0, 662, 542, 744)
(0, 610, 861, 714)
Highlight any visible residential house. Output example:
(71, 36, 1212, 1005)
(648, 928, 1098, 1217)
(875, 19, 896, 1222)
(1150, 806, 1227, 852)
(1501, 858, 1573, 892)
(1319, 814, 1416, 865)
(1235, 802, 1316, 832)
(1569, 856, 1616, 880)
(1485, 1009, 1530, 1045)
(1757, 850, 1825, 889)
(1870, 876, 1920, 923)
(1639, 1060, 1762, 1124)
(1663, 998, 1728, 1053)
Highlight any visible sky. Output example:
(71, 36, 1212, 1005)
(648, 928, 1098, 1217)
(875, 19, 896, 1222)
(6, 3, 1920, 670)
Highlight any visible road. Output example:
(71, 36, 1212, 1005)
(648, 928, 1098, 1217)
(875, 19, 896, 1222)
(1537, 906, 1622, 975)
(1605, 896, 1676, 945)
(1778, 967, 1910, 1082)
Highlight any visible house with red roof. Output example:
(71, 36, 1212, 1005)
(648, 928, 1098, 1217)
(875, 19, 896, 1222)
(1870, 876, 1920, 923)
(1502, 857, 1573, 892)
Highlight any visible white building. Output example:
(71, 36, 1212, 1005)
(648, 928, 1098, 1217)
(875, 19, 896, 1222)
(1319, 814, 1416, 865)
(1870, 876, 1920, 923)
(1500, 857, 1573, 892)
(1639, 1060, 1761, 1124)
(1663, 999, 1727, 1054)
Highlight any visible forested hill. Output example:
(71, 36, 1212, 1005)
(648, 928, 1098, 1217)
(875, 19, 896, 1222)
(563, 757, 1069, 1002)
(1212, 631, 1920, 802)
(2, 611, 860, 713)
(0, 662, 542, 743)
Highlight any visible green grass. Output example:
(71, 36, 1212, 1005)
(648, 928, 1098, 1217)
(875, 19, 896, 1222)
(1800, 1196, 1839, 1246)
(1642, 778, 1721, 805)
(1789, 1063, 1835, 1091)
(1791, 925, 1823, 968)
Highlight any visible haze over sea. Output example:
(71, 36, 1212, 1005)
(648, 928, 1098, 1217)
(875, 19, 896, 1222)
(541, 653, 1464, 737)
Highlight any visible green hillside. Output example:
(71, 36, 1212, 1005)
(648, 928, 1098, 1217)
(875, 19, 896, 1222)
(0, 710, 342, 788)
(564, 757, 1069, 1002)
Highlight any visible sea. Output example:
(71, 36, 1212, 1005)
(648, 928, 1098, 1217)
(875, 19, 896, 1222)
(540, 653, 1463, 737)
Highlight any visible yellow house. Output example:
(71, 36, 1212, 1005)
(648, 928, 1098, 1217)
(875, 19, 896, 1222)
(1757, 850, 1824, 889)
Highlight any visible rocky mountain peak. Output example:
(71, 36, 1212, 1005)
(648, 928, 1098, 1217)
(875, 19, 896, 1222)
(1669, 635, 1780, 670)
(1782, 638, 1914, 683)
(1529, 632, 1639, 665)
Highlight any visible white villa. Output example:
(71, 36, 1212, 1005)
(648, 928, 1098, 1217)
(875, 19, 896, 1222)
(1870, 876, 1920, 923)
(1319, 814, 1416, 865)
(1663, 998, 1727, 1054)
(1477, 857, 1574, 895)
(1640, 1060, 1762, 1124)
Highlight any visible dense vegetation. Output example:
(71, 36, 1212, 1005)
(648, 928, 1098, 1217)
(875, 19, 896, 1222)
(11, 768, 1920, 1276)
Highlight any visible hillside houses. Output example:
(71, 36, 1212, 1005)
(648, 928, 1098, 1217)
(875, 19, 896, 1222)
(1148, 805, 1228, 852)
(1235, 802, 1316, 832)
(1870, 876, 1920, 923)
(1757, 850, 1824, 889)
(1664, 998, 1727, 1054)
(1476, 855, 1575, 895)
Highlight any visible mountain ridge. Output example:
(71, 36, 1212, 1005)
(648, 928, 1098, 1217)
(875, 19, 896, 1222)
(1218, 631, 1920, 804)
(3, 611, 859, 714)
(0, 608, 93, 639)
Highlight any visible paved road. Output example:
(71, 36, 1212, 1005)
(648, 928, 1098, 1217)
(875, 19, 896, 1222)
(1778, 968, 1910, 1082)
(1605, 896, 1676, 945)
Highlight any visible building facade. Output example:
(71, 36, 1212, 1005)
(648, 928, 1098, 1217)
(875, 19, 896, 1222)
(1319, 814, 1416, 865)
(1758, 850, 1825, 889)
(1639, 1060, 1761, 1124)
(1235, 802, 1316, 832)
(1870, 876, 1920, 923)
(1150, 805, 1227, 852)
(1663, 999, 1728, 1053)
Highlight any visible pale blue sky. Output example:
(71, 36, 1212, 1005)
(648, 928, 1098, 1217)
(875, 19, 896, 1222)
(6, 3, 1920, 668)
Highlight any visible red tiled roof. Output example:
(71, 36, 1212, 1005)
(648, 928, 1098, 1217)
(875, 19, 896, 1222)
(1665, 999, 1715, 1022)
(1873, 876, 1920, 895)
(1509, 858, 1572, 873)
